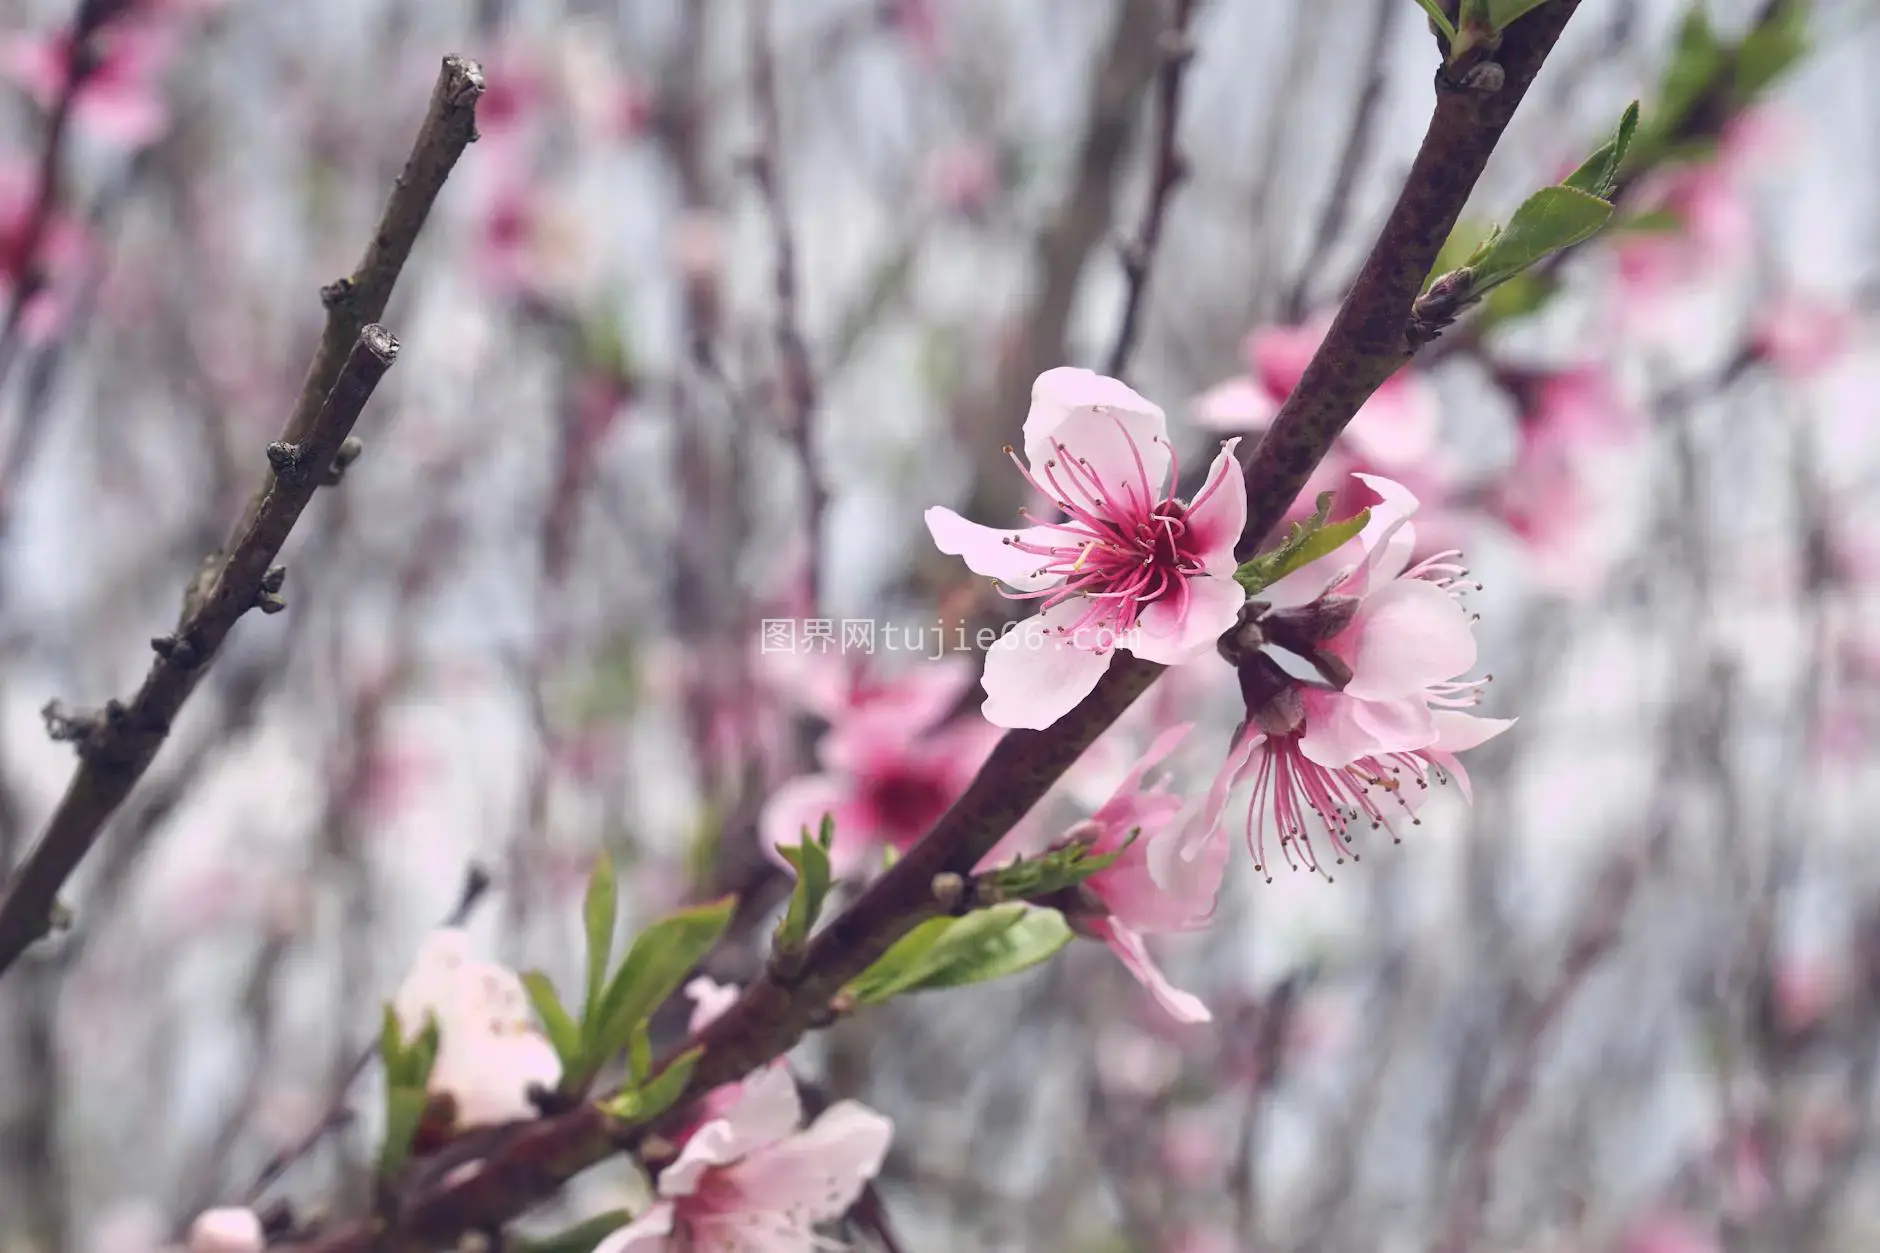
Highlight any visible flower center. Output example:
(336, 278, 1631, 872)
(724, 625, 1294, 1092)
(860, 763, 955, 843)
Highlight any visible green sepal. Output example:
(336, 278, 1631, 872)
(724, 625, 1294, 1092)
(773, 814, 835, 954)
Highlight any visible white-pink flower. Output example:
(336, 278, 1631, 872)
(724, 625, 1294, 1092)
(186, 1209, 263, 1253)
(1165, 474, 1511, 882)
(1062, 725, 1227, 1023)
(392, 929, 563, 1129)
(927, 367, 1248, 730)
(597, 1066, 893, 1253)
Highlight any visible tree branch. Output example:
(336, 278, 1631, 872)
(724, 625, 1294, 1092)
(0, 56, 484, 977)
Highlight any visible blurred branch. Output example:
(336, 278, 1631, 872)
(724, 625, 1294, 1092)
(0, 54, 486, 978)
(270, 9, 1589, 1249)
(1102, 0, 1201, 379)
(748, 0, 826, 611)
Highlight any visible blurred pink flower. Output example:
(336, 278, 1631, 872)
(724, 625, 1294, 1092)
(888, 0, 944, 64)
(1616, 1211, 1720, 1253)
(928, 367, 1247, 729)
(0, 162, 90, 343)
(1158, 1106, 1227, 1187)
(1062, 725, 1224, 1023)
(760, 664, 1000, 876)
(1752, 291, 1860, 377)
(1, 20, 176, 149)
(921, 140, 1000, 216)
(595, 1065, 892, 1253)
(186, 1210, 262, 1253)
(1771, 953, 1843, 1037)
(1192, 317, 1442, 473)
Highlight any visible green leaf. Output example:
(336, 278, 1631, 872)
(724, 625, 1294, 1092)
(1465, 186, 1614, 296)
(582, 851, 619, 1025)
(774, 815, 835, 954)
(378, 1085, 431, 1180)
(628, 1023, 653, 1085)
(602, 1046, 705, 1125)
(847, 904, 1072, 1005)
(1614, 208, 1685, 234)
(379, 1004, 408, 1083)
(1486, 0, 1553, 31)
(588, 898, 736, 1075)
(1234, 493, 1371, 596)
(1426, 219, 1495, 288)
(1732, 0, 1808, 102)
(1561, 101, 1639, 202)
(1411, 0, 1459, 44)
(522, 971, 584, 1076)
(913, 908, 1075, 991)
(514, 1211, 635, 1253)
(980, 838, 1128, 901)
(1650, 6, 1726, 147)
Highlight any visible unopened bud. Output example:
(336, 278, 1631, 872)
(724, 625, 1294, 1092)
(1238, 653, 1305, 737)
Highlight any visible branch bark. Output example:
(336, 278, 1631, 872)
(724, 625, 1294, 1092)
(0, 52, 484, 977)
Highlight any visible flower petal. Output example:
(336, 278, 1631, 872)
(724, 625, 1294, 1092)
(924, 507, 1062, 592)
(1031, 406, 1172, 518)
(1025, 366, 1166, 453)
(1343, 579, 1477, 699)
(1343, 374, 1440, 469)
(728, 1100, 894, 1222)
(1431, 710, 1516, 753)
(1091, 918, 1212, 1024)
(1182, 439, 1247, 576)
(591, 1203, 674, 1253)
(980, 602, 1115, 730)
(1189, 376, 1277, 432)
(1131, 576, 1245, 666)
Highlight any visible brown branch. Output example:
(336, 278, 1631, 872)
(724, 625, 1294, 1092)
(1236, 0, 1582, 556)
(1102, 0, 1201, 379)
(747, 0, 825, 611)
(273, 10, 1588, 1249)
(0, 56, 484, 978)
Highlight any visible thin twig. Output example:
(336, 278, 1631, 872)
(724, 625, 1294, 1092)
(1280, 0, 1397, 321)
(0, 56, 484, 978)
(271, 12, 1586, 1248)
(747, 0, 824, 611)
(1102, 0, 1201, 379)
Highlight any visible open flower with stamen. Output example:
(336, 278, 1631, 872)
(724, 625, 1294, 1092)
(927, 367, 1247, 729)
(595, 1065, 892, 1253)
(1160, 473, 1510, 884)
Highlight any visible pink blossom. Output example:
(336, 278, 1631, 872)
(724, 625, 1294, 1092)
(927, 367, 1248, 729)
(1167, 475, 1510, 882)
(1192, 318, 1442, 473)
(1751, 291, 1860, 377)
(596, 1066, 892, 1253)
(1, 21, 175, 149)
(185, 1210, 263, 1253)
(0, 162, 90, 344)
(921, 140, 1000, 216)
(1057, 725, 1226, 1023)
(760, 669, 1000, 876)
(760, 651, 977, 737)
(1616, 1210, 1720, 1253)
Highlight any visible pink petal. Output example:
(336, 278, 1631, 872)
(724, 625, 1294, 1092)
(1100, 815, 1227, 933)
(1342, 579, 1477, 699)
(728, 1100, 894, 1222)
(1030, 406, 1172, 516)
(1344, 373, 1439, 469)
(757, 775, 856, 874)
(1351, 473, 1422, 582)
(661, 1066, 801, 1196)
(924, 507, 1061, 592)
(1092, 919, 1211, 1024)
(980, 601, 1115, 730)
(591, 1203, 674, 1253)
(1024, 366, 1166, 452)
(1297, 690, 1430, 768)
(1132, 575, 1245, 666)
(1181, 439, 1247, 575)
(1431, 710, 1515, 753)
(1189, 377, 1276, 431)
(1247, 322, 1323, 397)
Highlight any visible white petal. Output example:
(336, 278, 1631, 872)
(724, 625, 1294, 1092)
(1130, 576, 1245, 665)
(980, 603, 1116, 730)
(1343, 579, 1477, 699)
(925, 507, 1063, 592)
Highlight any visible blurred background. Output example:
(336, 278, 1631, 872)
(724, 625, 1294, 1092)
(2, 0, 1879, 1251)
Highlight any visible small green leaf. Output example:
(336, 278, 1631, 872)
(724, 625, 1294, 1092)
(847, 904, 1071, 1005)
(913, 908, 1075, 991)
(409, 1015, 441, 1091)
(1614, 208, 1685, 234)
(1646, 6, 1726, 152)
(774, 816, 834, 954)
(1426, 219, 1495, 288)
(514, 1211, 635, 1253)
(589, 898, 736, 1074)
(1486, 0, 1553, 31)
(378, 1085, 431, 1180)
(1465, 186, 1614, 295)
(379, 1004, 408, 1083)
(1411, 0, 1459, 44)
(582, 851, 619, 1025)
(1561, 101, 1640, 201)
(602, 1046, 705, 1125)
(980, 839, 1128, 901)
(628, 1023, 653, 1085)
(1235, 494, 1370, 596)
(522, 971, 584, 1076)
